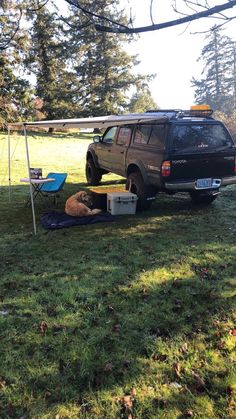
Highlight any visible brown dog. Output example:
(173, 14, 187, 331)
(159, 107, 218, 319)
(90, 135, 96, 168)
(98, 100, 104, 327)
(65, 191, 102, 217)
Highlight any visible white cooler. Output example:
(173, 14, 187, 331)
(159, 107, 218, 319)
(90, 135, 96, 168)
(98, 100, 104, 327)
(107, 192, 138, 215)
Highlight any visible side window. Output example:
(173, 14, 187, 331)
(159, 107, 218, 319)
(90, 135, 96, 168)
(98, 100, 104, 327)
(148, 125, 166, 149)
(134, 125, 152, 144)
(117, 126, 132, 146)
(103, 126, 118, 144)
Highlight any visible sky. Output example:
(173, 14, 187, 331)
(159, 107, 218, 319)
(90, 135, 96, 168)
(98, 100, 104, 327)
(121, 0, 236, 109)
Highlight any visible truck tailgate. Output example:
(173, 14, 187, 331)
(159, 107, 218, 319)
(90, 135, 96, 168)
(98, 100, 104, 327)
(170, 154, 235, 180)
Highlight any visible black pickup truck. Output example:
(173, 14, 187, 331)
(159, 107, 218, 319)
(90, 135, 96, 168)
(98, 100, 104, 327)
(85, 106, 236, 210)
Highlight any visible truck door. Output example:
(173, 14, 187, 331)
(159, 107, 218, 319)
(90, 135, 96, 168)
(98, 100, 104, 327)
(110, 126, 133, 175)
(98, 126, 118, 169)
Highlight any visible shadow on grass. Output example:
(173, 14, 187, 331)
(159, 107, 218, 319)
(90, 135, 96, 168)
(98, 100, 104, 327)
(0, 184, 235, 417)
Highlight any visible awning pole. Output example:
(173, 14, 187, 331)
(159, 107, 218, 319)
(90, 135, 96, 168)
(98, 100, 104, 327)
(24, 125, 37, 235)
(7, 126, 11, 202)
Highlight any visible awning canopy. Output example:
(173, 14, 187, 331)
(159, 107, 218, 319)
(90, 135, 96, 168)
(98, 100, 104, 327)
(8, 112, 167, 130)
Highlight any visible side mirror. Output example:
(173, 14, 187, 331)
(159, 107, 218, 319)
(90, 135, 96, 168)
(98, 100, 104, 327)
(93, 135, 101, 143)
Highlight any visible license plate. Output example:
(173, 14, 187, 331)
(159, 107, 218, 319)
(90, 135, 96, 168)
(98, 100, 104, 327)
(196, 178, 212, 189)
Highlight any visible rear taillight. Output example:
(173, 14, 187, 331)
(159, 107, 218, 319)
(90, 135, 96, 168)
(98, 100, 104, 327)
(161, 160, 171, 177)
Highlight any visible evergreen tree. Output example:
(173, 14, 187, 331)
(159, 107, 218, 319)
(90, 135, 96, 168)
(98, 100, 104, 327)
(64, 0, 153, 116)
(0, 0, 22, 51)
(26, 4, 80, 120)
(0, 1, 34, 125)
(0, 53, 34, 125)
(192, 27, 235, 114)
(228, 41, 236, 109)
(129, 86, 158, 113)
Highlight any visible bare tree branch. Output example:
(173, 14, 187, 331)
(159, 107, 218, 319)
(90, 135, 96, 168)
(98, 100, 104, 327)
(58, 15, 93, 30)
(0, 8, 22, 50)
(150, 0, 154, 25)
(95, 0, 236, 33)
(191, 14, 236, 33)
(27, 0, 50, 12)
(64, 0, 130, 29)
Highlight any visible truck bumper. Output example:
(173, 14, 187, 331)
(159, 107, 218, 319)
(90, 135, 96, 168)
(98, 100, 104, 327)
(165, 176, 236, 191)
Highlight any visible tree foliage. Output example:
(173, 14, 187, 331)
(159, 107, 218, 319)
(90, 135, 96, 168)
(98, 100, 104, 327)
(215, 109, 236, 141)
(192, 27, 236, 114)
(128, 86, 158, 113)
(0, 54, 34, 125)
(0, 0, 156, 124)
(0, 1, 34, 125)
(26, 5, 81, 119)
(60, 0, 156, 116)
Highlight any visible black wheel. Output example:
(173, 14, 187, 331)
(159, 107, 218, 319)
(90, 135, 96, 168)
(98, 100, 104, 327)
(86, 159, 102, 186)
(189, 191, 218, 205)
(126, 172, 153, 211)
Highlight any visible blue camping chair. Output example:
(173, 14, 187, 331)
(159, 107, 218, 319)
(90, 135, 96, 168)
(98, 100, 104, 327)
(40, 172, 67, 206)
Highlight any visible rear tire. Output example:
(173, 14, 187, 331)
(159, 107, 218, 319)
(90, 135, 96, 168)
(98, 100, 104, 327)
(86, 159, 102, 186)
(189, 191, 218, 205)
(126, 172, 153, 211)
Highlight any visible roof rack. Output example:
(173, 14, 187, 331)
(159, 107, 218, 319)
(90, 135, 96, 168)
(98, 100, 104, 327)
(146, 109, 181, 114)
(146, 108, 214, 119)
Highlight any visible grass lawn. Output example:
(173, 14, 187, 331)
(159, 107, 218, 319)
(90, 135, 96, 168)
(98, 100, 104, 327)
(0, 131, 235, 418)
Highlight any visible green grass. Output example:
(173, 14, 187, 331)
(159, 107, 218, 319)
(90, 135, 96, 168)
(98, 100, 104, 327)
(0, 131, 235, 418)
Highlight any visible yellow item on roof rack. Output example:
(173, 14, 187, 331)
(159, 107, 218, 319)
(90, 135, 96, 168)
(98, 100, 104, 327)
(190, 104, 211, 111)
(190, 104, 213, 116)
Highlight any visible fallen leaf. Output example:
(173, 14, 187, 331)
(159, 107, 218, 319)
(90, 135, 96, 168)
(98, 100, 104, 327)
(152, 353, 168, 362)
(185, 410, 194, 417)
(39, 321, 48, 334)
(230, 329, 236, 336)
(103, 362, 114, 372)
(173, 362, 181, 378)
(226, 385, 234, 396)
(180, 343, 188, 353)
(112, 324, 121, 333)
(0, 379, 6, 389)
(192, 371, 206, 389)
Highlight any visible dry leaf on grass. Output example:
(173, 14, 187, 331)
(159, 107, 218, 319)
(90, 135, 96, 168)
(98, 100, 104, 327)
(0, 379, 6, 389)
(180, 343, 188, 353)
(173, 362, 181, 378)
(185, 409, 194, 417)
(103, 362, 114, 372)
(152, 353, 168, 362)
(191, 371, 206, 389)
(112, 324, 121, 333)
(39, 321, 48, 334)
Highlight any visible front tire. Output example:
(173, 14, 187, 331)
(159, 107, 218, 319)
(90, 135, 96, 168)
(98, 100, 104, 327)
(189, 191, 218, 205)
(86, 158, 102, 186)
(126, 172, 153, 211)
